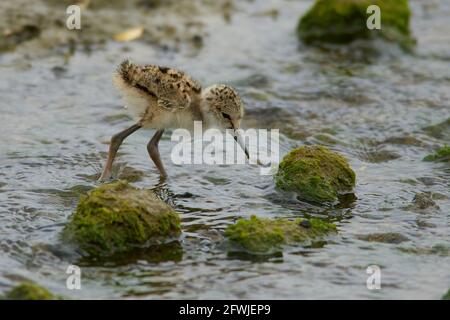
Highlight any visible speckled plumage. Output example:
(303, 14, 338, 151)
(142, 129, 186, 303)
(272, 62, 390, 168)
(117, 60, 201, 110)
(113, 60, 243, 130)
(202, 84, 244, 126)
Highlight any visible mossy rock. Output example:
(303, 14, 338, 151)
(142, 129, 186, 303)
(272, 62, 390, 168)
(423, 145, 450, 162)
(297, 0, 414, 48)
(275, 145, 356, 204)
(225, 215, 337, 254)
(61, 181, 181, 256)
(3, 282, 54, 300)
(443, 289, 450, 300)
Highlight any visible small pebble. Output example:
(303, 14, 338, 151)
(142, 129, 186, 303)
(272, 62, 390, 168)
(299, 220, 311, 229)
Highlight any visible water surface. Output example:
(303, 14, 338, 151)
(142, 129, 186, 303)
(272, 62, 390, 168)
(0, 0, 449, 299)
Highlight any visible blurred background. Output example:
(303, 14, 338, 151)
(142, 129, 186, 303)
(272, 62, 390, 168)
(0, 0, 449, 299)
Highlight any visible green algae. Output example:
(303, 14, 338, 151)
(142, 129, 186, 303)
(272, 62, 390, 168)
(443, 289, 450, 300)
(274, 145, 355, 204)
(297, 0, 414, 48)
(61, 181, 181, 256)
(3, 282, 54, 300)
(117, 166, 146, 182)
(225, 215, 337, 254)
(423, 145, 450, 162)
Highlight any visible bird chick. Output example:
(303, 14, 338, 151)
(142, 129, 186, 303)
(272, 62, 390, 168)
(99, 60, 249, 181)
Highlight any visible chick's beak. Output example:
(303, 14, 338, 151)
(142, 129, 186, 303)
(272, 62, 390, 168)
(232, 122, 263, 165)
(233, 129, 250, 160)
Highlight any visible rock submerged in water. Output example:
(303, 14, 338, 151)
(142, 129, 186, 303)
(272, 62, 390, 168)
(275, 145, 356, 204)
(357, 232, 409, 244)
(225, 215, 337, 254)
(297, 0, 413, 48)
(3, 282, 54, 300)
(423, 118, 450, 140)
(407, 192, 440, 213)
(398, 244, 449, 256)
(61, 181, 181, 256)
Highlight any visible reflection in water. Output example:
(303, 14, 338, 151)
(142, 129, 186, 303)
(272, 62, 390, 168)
(77, 241, 183, 267)
(227, 250, 284, 263)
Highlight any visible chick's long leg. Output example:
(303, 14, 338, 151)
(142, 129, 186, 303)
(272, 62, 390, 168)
(147, 129, 168, 178)
(98, 123, 142, 181)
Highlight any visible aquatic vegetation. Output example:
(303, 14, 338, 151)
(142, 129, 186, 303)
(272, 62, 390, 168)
(443, 289, 450, 300)
(357, 233, 409, 244)
(116, 166, 147, 182)
(2, 282, 54, 300)
(61, 181, 181, 256)
(297, 0, 413, 48)
(225, 215, 337, 254)
(423, 145, 450, 162)
(275, 145, 355, 204)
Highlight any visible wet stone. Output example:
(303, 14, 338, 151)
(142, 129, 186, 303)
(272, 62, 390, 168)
(412, 192, 439, 210)
(61, 181, 181, 256)
(275, 145, 356, 204)
(299, 220, 311, 229)
(297, 0, 414, 49)
(2, 282, 54, 300)
(225, 215, 337, 255)
(357, 232, 409, 244)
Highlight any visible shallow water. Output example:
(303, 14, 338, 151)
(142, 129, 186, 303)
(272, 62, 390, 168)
(0, 0, 449, 299)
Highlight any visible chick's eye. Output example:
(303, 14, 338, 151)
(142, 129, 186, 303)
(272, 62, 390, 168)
(222, 112, 231, 120)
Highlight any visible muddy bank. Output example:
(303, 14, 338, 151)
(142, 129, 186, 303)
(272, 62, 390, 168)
(0, 0, 234, 57)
